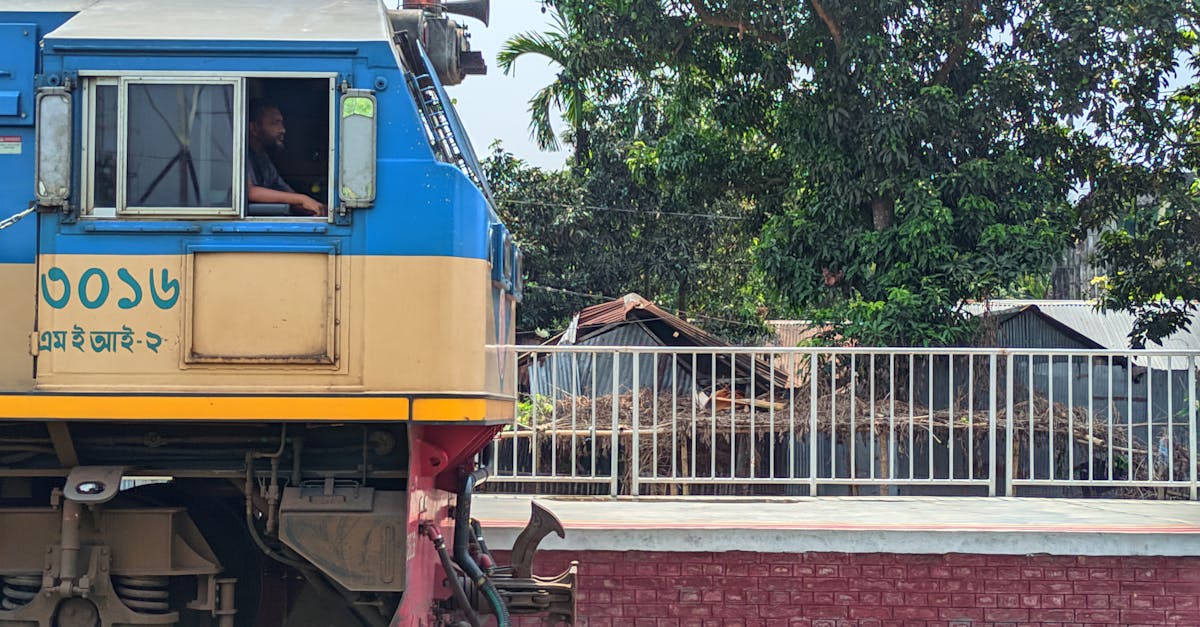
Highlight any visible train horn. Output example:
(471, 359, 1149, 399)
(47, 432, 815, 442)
(442, 0, 489, 26)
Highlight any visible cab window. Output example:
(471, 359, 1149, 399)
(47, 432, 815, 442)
(81, 75, 333, 220)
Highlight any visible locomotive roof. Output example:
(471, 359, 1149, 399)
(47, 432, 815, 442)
(46, 0, 394, 42)
(1, 1, 99, 10)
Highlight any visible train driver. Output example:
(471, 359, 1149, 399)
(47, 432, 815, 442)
(246, 99, 327, 217)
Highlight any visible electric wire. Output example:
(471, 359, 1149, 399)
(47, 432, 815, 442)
(499, 200, 744, 222)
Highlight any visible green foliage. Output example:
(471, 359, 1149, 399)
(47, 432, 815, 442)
(517, 394, 555, 427)
(485, 129, 774, 343)
(530, 0, 1199, 346)
(1088, 83, 1200, 347)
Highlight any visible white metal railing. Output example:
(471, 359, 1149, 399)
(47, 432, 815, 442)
(485, 346, 1199, 500)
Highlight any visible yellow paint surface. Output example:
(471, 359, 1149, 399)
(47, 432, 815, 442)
(0, 394, 513, 423)
(0, 394, 409, 420)
(0, 264, 35, 391)
(31, 254, 514, 399)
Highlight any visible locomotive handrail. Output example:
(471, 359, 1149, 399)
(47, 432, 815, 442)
(407, 39, 497, 207)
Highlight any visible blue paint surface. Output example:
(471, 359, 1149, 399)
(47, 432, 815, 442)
(0, 12, 78, 264)
(1, 11, 511, 283)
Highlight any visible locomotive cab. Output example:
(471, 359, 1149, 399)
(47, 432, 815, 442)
(0, 1, 571, 626)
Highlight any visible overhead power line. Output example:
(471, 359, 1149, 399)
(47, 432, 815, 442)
(501, 199, 749, 221)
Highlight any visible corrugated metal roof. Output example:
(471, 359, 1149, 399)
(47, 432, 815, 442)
(562, 293, 727, 347)
(965, 300, 1200, 370)
(537, 293, 789, 392)
(765, 320, 827, 347)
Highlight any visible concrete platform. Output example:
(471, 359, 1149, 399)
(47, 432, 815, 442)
(472, 495, 1200, 556)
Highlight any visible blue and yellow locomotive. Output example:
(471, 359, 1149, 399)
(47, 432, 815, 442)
(0, 1, 572, 625)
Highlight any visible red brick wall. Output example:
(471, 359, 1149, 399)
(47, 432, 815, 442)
(496, 550, 1200, 626)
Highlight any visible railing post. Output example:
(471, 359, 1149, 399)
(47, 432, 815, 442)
(809, 352, 819, 496)
(1002, 352, 1012, 497)
(987, 353, 996, 496)
(631, 351, 640, 497)
(610, 350, 620, 497)
(1190, 354, 1197, 501)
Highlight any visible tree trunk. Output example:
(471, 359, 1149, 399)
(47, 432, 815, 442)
(677, 280, 689, 320)
(871, 196, 895, 230)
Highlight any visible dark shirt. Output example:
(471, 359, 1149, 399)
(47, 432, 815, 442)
(247, 148, 293, 193)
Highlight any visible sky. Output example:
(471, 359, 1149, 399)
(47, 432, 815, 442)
(444, 0, 569, 170)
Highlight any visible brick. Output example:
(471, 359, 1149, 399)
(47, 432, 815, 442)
(669, 605, 713, 618)
(1164, 582, 1200, 595)
(1152, 595, 1175, 609)
(1041, 582, 1074, 594)
(975, 594, 997, 607)
(861, 565, 884, 578)
(850, 579, 895, 591)
(997, 593, 1020, 608)
(982, 580, 1029, 594)
(833, 593, 856, 606)
(1041, 594, 1065, 608)
(1073, 609, 1120, 621)
(983, 608, 1030, 621)
(892, 607, 938, 620)
(938, 608, 984, 621)
(928, 593, 953, 606)
(950, 593, 975, 607)
(758, 605, 804, 619)
(847, 607, 892, 620)
(1122, 581, 1166, 594)
(1119, 609, 1168, 622)
(633, 604, 671, 618)
(1073, 580, 1120, 595)
(1027, 608, 1076, 621)
(1175, 596, 1200, 609)
(802, 606, 848, 619)
(712, 604, 759, 619)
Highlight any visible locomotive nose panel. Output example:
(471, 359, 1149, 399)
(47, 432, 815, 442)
(187, 251, 338, 365)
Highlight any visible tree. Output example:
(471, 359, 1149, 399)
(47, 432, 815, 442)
(1088, 83, 1200, 347)
(497, 9, 591, 155)
(485, 89, 778, 343)
(539, 0, 1197, 346)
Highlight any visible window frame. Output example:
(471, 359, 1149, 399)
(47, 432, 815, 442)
(79, 71, 338, 220)
(118, 75, 243, 217)
(81, 77, 118, 217)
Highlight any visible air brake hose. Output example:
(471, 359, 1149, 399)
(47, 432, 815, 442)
(454, 468, 510, 627)
(421, 523, 481, 627)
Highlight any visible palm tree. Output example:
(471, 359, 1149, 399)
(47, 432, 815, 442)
(497, 10, 587, 153)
